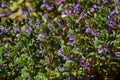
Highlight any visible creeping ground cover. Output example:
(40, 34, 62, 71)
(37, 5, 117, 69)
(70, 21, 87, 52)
(0, 0, 120, 80)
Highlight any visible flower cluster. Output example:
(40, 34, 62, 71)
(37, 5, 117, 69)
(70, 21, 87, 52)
(0, 0, 120, 80)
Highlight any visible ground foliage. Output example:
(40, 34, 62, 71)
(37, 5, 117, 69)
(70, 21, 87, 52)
(0, 0, 120, 80)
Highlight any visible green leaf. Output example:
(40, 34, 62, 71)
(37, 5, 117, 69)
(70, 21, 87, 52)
(87, 52, 95, 57)
(94, 37, 102, 48)
(35, 72, 48, 80)
(115, 6, 120, 12)
(17, 0, 24, 4)
(21, 71, 29, 78)
(10, 2, 19, 12)
(78, 68, 84, 75)
(62, 72, 69, 76)
(69, 29, 74, 34)
(64, 61, 70, 68)
(0, 46, 5, 53)
(99, 56, 106, 61)
(64, 46, 72, 55)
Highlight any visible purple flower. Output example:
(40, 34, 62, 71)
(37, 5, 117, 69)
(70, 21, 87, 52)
(0, 32, 3, 35)
(38, 33, 46, 39)
(46, 5, 51, 10)
(42, 14, 47, 19)
(48, 22, 53, 30)
(108, 17, 114, 23)
(4, 52, 8, 57)
(91, 7, 95, 12)
(21, 11, 28, 16)
(79, 58, 84, 63)
(118, 14, 120, 19)
(106, 54, 112, 58)
(29, 54, 33, 57)
(67, 59, 73, 63)
(1, 26, 8, 31)
(106, 28, 112, 34)
(63, 56, 68, 60)
(48, 22, 52, 27)
(0, 42, 5, 46)
(58, 23, 63, 28)
(35, 22, 40, 28)
(93, 4, 98, 9)
(91, 30, 97, 36)
(109, 23, 114, 28)
(85, 65, 90, 69)
(79, 59, 86, 67)
(80, 62, 86, 67)
(25, 27, 32, 32)
(103, 0, 108, 3)
(115, 0, 119, 3)
(69, 34, 74, 41)
(65, 9, 72, 15)
(56, 0, 61, 5)
(29, 6, 34, 11)
(104, 46, 109, 51)
(67, 77, 71, 80)
(70, 40, 76, 46)
(39, 47, 44, 53)
(98, 48, 104, 54)
(73, 3, 79, 10)
(67, 77, 74, 80)
(41, 3, 46, 8)
(39, 49, 44, 53)
(79, 12, 85, 19)
(58, 48, 64, 56)
(118, 23, 120, 28)
(70, 52, 74, 57)
(110, 10, 116, 16)
(75, 10, 80, 14)
(115, 52, 120, 57)
(14, 27, 20, 34)
(15, 67, 19, 71)
(1, 13, 6, 17)
(0, 64, 3, 67)
(1, 3, 6, 8)
(85, 28, 91, 34)
(60, 66, 65, 71)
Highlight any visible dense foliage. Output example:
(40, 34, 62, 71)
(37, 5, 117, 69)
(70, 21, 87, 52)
(0, 0, 120, 80)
